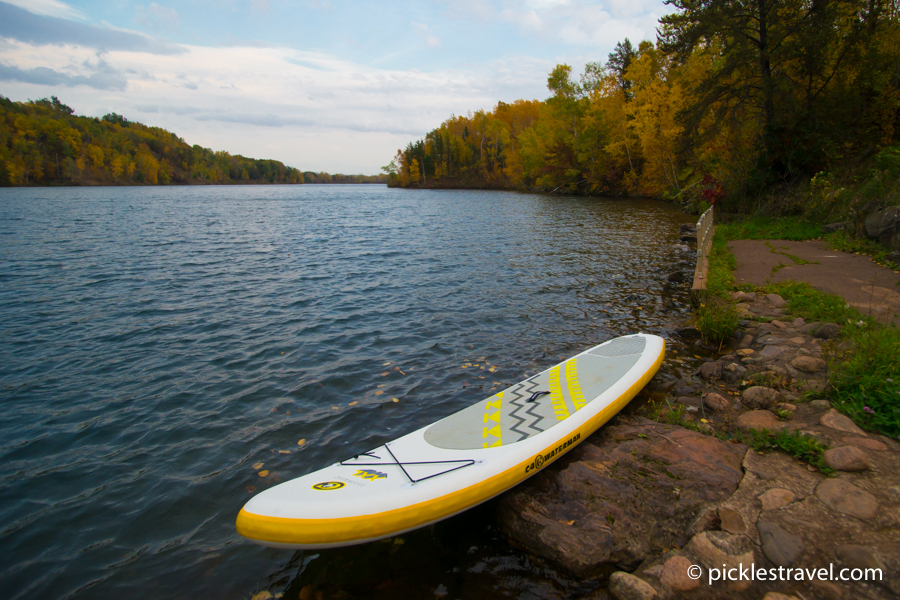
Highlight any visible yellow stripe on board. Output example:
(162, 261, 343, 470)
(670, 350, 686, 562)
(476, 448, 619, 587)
(482, 391, 503, 448)
(548, 365, 569, 420)
(235, 339, 666, 548)
(566, 359, 587, 411)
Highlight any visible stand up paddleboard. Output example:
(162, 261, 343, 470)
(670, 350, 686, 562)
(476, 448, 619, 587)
(237, 333, 665, 549)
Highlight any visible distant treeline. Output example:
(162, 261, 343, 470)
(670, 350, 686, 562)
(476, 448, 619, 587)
(386, 0, 900, 210)
(0, 95, 386, 186)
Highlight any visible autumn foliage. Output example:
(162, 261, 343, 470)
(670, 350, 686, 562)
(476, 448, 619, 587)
(389, 1, 900, 210)
(0, 96, 386, 186)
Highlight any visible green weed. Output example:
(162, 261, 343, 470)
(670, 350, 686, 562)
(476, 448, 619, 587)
(830, 326, 900, 438)
(763, 281, 856, 324)
(717, 216, 822, 241)
(694, 294, 741, 349)
(733, 428, 833, 474)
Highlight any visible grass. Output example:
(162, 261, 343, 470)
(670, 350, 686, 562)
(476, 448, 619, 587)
(717, 216, 822, 241)
(762, 281, 855, 323)
(732, 428, 833, 474)
(694, 294, 741, 349)
(829, 326, 900, 438)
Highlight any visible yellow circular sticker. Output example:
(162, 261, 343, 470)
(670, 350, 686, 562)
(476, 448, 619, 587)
(312, 481, 345, 491)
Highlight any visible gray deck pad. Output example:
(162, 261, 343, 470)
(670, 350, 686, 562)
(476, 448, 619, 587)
(424, 338, 644, 450)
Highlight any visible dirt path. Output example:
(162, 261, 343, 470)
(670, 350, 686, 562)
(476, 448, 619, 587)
(729, 239, 900, 327)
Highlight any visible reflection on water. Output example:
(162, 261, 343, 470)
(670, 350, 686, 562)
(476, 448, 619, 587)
(0, 185, 701, 599)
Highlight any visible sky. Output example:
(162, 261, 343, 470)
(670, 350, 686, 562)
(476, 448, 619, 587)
(0, 0, 669, 174)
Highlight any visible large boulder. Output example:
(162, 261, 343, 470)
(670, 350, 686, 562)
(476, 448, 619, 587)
(497, 417, 747, 576)
(865, 205, 900, 252)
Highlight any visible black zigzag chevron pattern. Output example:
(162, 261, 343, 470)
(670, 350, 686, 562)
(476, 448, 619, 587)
(521, 376, 547, 434)
(505, 382, 530, 442)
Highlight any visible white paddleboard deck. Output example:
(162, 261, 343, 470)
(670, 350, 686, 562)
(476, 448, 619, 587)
(237, 333, 665, 549)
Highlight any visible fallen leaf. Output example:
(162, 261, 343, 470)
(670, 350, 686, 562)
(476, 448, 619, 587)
(562, 520, 575, 526)
(258, 470, 270, 477)
(398, 369, 406, 375)
(252, 591, 273, 600)
(279, 450, 291, 454)
(381, 372, 389, 377)
(349, 401, 358, 406)
(332, 406, 339, 410)
(297, 438, 306, 446)
(461, 365, 468, 369)
(392, 398, 399, 402)
(489, 366, 498, 373)
(393, 537, 405, 545)
(374, 391, 384, 395)
(252, 462, 264, 470)
(383, 362, 392, 366)
(245, 485, 257, 493)
(694, 355, 702, 359)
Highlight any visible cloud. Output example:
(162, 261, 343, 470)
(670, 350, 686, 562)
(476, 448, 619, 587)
(498, 0, 661, 47)
(1, 0, 84, 20)
(134, 3, 180, 35)
(412, 22, 441, 49)
(0, 62, 127, 90)
(0, 2, 185, 55)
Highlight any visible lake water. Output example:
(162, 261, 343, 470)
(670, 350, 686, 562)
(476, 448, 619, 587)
(0, 185, 700, 599)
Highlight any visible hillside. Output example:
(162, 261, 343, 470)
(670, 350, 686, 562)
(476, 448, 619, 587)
(0, 95, 386, 186)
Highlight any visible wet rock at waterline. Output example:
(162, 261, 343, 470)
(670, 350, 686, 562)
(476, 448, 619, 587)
(497, 417, 746, 577)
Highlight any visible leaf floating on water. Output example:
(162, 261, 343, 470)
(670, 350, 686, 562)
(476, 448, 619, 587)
(297, 438, 306, 446)
(251, 591, 273, 600)
(393, 537, 405, 545)
(332, 406, 339, 410)
(383, 362, 392, 366)
(392, 398, 399, 403)
(252, 462, 264, 470)
(489, 366, 498, 373)
(258, 470, 269, 477)
(381, 372, 389, 377)
(245, 485, 257, 493)
(461, 365, 468, 369)
(398, 369, 406, 375)
(279, 450, 291, 454)
(349, 401, 358, 406)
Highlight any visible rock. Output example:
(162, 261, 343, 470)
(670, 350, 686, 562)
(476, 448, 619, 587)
(722, 362, 747, 384)
(703, 392, 731, 412)
(763, 593, 802, 600)
(822, 446, 871, 471)
(718, 507, 746, 533)
(791, 317, 806, 327)
(791, 355, 827, 372)
(758, 521, 805, 566)
(888, 250, 900, 264)
(766, 293, 787, 307)
(865, 205, 900, 252)
(676, 327, 702, 339)
(759, 345, 785, 359)
(673, 381, 702, 397)
(738, 334, 754, 349)
(815, 479, 878, 519)
(771, 319, 788, 329)
(823, 221, 853, 234)
(736, 348, 754, 356)
(685, 531, 755, 591)
(676, 396, 702, 409)
(698, 361, 720, 380)
(736, 410, 786, 431)
(731, 291, 755, 303)
(758, 488, 795, 510)
(742, 386, 780, 409)
(799, 321, 823, 334)
(789, 336, 806, 344)
(842, 437, 888, 451)
(497, 418, 747, 576)
(835, 544, 884, 571)
(815, 323, 842, 339)
(810, 399, 832, 409)
(775, 403, 796, 411)
(609, 572, 658, 600)
(659, 555, 700, 592)
(666, 271, 684, 283)
(655, 380, 677, 394)
(820, 409, 865, 434)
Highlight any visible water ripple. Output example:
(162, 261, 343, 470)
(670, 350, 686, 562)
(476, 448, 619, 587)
(0, 185, 697, 599)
